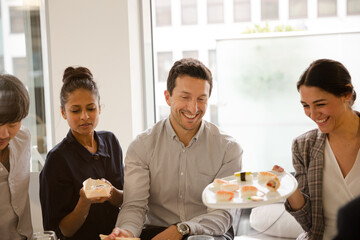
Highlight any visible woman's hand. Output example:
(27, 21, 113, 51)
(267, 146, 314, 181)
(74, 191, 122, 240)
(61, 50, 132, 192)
(272, 165, 284, 172)
(272, 165, 305, 210)
(101, 178, 124, 207)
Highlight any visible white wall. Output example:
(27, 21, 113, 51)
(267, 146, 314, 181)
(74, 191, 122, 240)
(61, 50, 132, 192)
(44, 0, 145, 153)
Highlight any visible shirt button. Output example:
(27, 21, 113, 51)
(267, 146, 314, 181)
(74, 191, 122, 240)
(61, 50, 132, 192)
(182, 149, 185, 153)
(179, 195, 183, 198)
(180, 172, 184, 176)
(94, 155, 99, 160)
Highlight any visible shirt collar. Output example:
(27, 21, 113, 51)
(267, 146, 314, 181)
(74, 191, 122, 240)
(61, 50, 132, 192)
(65, 129, 110, 162)
(165, 117, 205, 144)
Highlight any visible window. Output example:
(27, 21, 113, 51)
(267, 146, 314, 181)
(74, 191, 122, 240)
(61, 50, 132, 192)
(155, 0, 172, 26)
(10, 7, 25, 33)
(234, 0, 251, 22)
(156, 52, 173, 82)
(150, 0, 360, 172)
(318, 0, 337, 17)
(181, 0, 197, 25)
(289, 0, 307, 19)
(182, 50, 198, 59)
(261, 0, 279, 20)
(207, 0, 224, 24)
(1, 1, 48, 171)
(347, 0, 360, 15)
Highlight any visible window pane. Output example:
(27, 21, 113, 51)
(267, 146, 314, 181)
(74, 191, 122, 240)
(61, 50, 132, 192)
(181, 0, 197, 25)
(208, 50, 216, 80)
(182, 50, 198, 59)
(289, 0, 307, 19)
(155, 0, 172, 26)
(157, 52, 173, 82)
(207, 0, 224, 24)
(347, 0, 360, 15)
(318, 0, 337, 17)
(261, 0, 279, 20)
(1, 1, 47, 172)
(10, 7, 25, 33)
(234, 0, 251, 22)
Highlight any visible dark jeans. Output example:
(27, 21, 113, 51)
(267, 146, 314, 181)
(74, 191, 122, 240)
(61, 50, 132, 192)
(140, 225, 234, 240)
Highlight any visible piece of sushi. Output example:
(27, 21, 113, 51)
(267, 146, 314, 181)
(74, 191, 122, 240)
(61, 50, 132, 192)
(220, 182, 240, 192)
(264, 177, 280, 191)
(258, 171, 280, 192)
(216, 190, 234, 201)
(257, 171, 277, 182)
(241, 185, 258, 197)
(213, 178, 229, 189)
(234, 171, 253, 182)
(248, 196, 264, 202)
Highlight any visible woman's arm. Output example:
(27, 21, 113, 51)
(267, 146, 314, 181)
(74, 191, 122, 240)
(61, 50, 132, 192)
(59, 188, 108, 237)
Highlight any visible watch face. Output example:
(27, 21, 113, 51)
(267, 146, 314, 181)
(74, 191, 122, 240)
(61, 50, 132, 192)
(177, 223, 190, 235)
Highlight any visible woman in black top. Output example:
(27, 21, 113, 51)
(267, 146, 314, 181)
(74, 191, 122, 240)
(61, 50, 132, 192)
(40, 66, 124, 239)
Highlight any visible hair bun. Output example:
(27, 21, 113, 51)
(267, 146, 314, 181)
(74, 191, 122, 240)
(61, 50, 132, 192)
(62, 66, 93, 84)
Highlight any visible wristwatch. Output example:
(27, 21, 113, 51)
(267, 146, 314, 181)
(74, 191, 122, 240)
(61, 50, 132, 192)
(176, 222, 190, 236)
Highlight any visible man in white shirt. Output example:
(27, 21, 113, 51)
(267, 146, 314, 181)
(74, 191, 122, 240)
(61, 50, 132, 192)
(108, 58, 243, 240)
(0, 74, 32, 239)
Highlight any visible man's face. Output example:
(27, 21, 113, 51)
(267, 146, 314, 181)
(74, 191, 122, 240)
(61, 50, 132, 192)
(165, 75, 210, 134)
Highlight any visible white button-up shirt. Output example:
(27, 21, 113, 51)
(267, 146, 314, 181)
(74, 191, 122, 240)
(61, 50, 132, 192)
(116, 118, 243, 237)
(0, 127, 32, 239)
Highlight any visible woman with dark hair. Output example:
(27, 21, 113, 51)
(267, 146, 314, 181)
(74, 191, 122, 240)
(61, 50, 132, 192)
(40, 67, 124, 239)
(0, 74, 32, 239)
(274, 59, 360, 240)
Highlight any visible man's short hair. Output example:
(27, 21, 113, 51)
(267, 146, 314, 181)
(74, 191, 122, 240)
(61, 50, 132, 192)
(0, 74, 30, 124)
(167, 58, 213, 96)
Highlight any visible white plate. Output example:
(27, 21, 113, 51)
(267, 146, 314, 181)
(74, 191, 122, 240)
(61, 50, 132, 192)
(202, 171, 298, 209)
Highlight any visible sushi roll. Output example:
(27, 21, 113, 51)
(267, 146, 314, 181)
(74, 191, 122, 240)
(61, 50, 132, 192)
(213, 178, 229, 189)
(241, 185, 258, 197)
(216, 190, 234, 201)
(234, 171, 253, 182)
(220, 182, 240, 192)
(258, 171, 280, 192)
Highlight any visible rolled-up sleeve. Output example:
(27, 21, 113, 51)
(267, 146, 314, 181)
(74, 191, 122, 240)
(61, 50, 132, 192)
(185, 140, 243, 235)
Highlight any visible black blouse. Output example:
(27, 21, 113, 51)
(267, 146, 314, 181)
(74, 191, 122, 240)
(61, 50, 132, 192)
(40, 130, 124, 240)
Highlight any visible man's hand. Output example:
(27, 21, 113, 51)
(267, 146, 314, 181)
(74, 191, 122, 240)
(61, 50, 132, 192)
(152, 225, 183, 240)
(106, 227, 134, 240)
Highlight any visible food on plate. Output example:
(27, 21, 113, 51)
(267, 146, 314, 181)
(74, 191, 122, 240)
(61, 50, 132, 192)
(213, 178, 230, 188)
(257, 171, 280, 192)
(220, 182, 239, 192)
(83, 178, 111, 198)
(216, 190, 234, 201)
(234, 171, 253, 182)
(99, 234, 140, 240)
(241, 185, 259, 197)
(248, 196, 264, 202)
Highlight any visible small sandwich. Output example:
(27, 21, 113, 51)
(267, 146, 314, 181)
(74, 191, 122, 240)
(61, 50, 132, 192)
(99, 234, 140, 240)
(83, 178, 111, 198)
